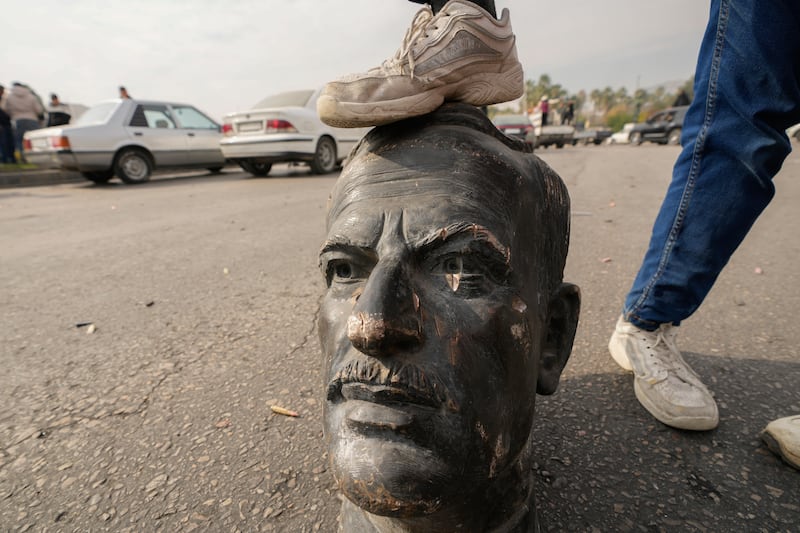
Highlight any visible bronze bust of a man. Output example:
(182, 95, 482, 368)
(318, 104, 580, 532)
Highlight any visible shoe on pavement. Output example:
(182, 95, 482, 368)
(608, 315, 719, 431)
(317, 0, 524, 128)
(761, 415, 800, 470)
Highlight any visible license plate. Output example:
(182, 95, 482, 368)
(505, 128, 522, 134)
(33, 138, 49, 149)
(237, 121, 262, 133)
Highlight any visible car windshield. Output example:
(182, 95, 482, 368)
(252, 90, 314, 109)
(493, 115, 529, 125)
(73, 102, 119, 126)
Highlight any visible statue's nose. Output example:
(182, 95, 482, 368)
(347, 260, 423, 357)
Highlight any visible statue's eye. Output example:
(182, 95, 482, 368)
(443, 257, 462, 275)
(434, 254, 491, 297)
(333, 262, 353, 280)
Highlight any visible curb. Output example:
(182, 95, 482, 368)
(0, 169, 85, 189)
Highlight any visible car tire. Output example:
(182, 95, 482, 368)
(310, 136, 337, 175)
(115, 148, 152, 184)
(667, 128, 682, 145)
(239, 160, 272, 177)
(556, 142, 564, 149)
(207, 166, 224, 174)
(81, 170, 113, 184)
(630, 131, 643, 145)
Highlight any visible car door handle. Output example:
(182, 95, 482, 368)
(134, 132, 143, 136)
(187, 132, 195, 137)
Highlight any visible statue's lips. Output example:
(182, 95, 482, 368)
(336, 383, 439, 430)
(344, 400, 414, 430)
(339, 382, 440, 409)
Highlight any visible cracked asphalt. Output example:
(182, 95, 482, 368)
(1, 146, 798, 532)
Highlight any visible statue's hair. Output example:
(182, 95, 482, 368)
(337, 103, 571, 298)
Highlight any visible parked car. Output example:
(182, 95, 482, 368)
(492, 114, 535, 149)
(608, 123, 635, 145)
(220, 89, 370, 176)
(23, 98, 225, 184)
(572, 126, 612, 146)
(629, 106, 689, 145)
(788, 123, 800, 142)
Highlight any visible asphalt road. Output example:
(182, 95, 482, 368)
(1, 146, 798, 532)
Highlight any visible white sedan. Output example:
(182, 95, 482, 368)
(23, 99, 226, 184)
(607, 122, 636, 145)
(220, 89, 370, 176)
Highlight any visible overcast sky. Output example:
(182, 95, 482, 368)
(3, 0, 710, 121)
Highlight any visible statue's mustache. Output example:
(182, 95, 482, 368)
(327, 357, 458, 412)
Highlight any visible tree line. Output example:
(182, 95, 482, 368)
(491, 74, 695, 132)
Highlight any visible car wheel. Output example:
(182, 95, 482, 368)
(115, 148, 152, 184)
(81, 170, 113, 184)
(239, 160, 272, 177)
(630, 131, 643, 145)
(207, 166, 224, 173)
(667, 128, 682, 145)
(556, 142, 564, 149)
(310, 136, 337, 175)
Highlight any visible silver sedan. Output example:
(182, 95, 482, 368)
(23, 99, 226, 184)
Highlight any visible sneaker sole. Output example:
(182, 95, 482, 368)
(633, 379, 719, 431)
(318, 63, 524, 128)
(761, 428, 800, 470)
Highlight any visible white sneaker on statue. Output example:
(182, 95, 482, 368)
(317, 0, 523, 127)
(609, 316, 719, 431)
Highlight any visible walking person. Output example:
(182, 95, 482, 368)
(608, 0, 800, 469)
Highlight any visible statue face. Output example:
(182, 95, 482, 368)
(319, 143, 550, 517)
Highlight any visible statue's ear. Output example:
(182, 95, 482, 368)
(537, 283, 580, 395)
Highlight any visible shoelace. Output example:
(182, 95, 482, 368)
(646, 325, 682, 370)
(384, 7, 451, 78)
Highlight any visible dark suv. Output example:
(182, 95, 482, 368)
(629, 105, 689, 145)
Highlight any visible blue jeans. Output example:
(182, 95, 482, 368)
(623, 0, 800, 331)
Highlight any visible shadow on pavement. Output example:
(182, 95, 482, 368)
(534, 354, 799, 532)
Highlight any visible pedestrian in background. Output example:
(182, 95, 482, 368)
(539, 95, 549, 126)
(0, 85, 17, 163)
(46, 93, 71, 127)
(2, 82, 44, 163)
(119, 86, 132, 99)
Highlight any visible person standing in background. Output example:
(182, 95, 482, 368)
(540, 96, 550, 126)
(0, 85, 17, 163)
(119, 86, 132, 99)
(2, 82, 44, 163)
(46, 93, 72, 127)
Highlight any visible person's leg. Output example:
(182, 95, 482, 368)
(610, 0, 800, 431)
(14, 119, 40, 163)
(318, 0, 521, 127)
(625, 0, 800, 329)
(0, 126, 10, 163)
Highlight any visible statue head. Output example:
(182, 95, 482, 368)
(318, 104, 580, 531)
